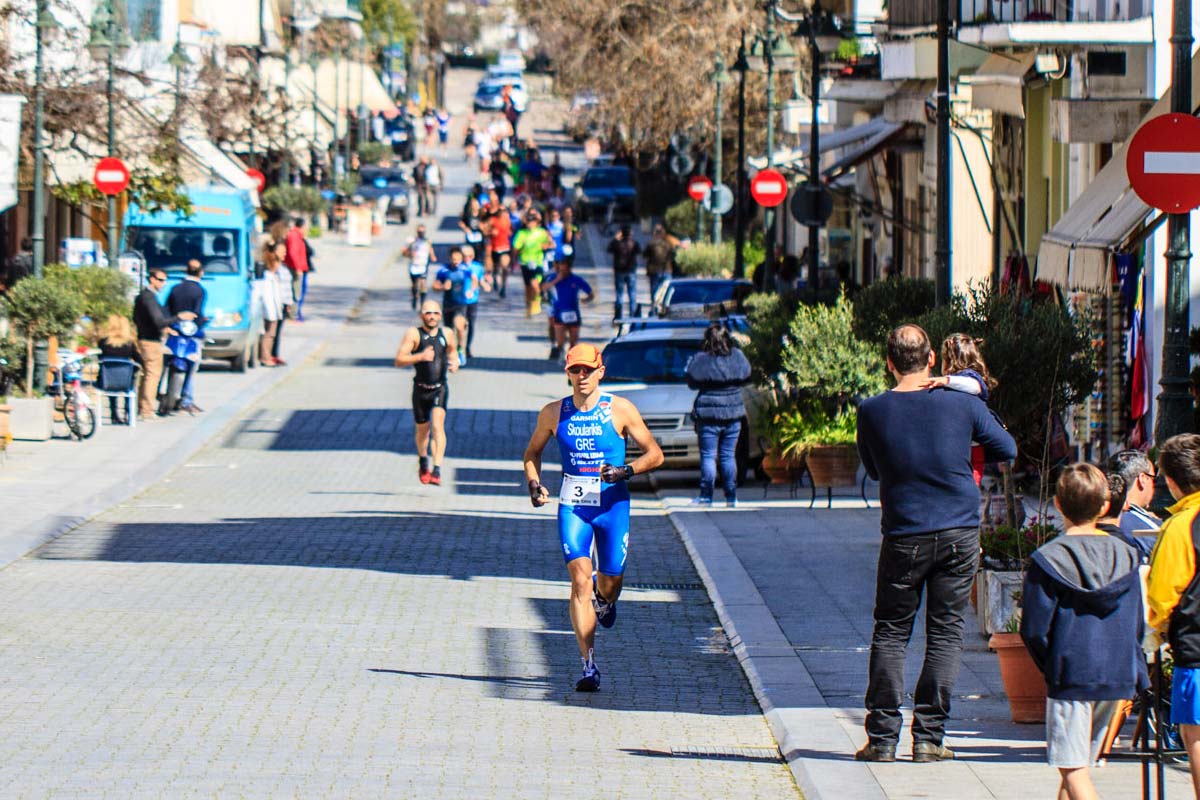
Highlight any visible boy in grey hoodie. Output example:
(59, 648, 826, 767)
(1021, 463, 1147, 800)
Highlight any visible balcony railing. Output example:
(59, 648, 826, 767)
(888, 0, 1147, 28)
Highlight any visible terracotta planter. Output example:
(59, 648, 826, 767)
(761, 451, 801, 484)
(989, 632, 1047, 723)
(976, 570, 1024, 636)
(805, 444, 860, 488)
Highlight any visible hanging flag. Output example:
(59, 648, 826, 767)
(1129, 265, 1149, 424)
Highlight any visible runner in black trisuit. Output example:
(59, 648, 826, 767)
(394, 299, 459, 485)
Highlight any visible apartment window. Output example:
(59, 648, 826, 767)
(1087, 52, 1126, 77)
(124, 0, 161, 41)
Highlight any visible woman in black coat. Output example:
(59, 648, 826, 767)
(686, 322, 752, 506)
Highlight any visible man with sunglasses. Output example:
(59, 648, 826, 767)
(1107, 449, 1163, 542)
(133, 269, 192, 421)
(522, 343, 664, 691)
(395, 300, 459, 485)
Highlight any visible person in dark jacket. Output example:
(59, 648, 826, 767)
(132, 269, 189, 420)
(1020, 463, 1147, 800)
(165, 259, 207, 413)
(686, 323, 751, 507)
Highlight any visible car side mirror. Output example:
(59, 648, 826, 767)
(253, 261, 265, 280)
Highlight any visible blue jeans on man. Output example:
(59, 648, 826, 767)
(649, 272, 669, 304)
(613, 271, 637, 319)
(698, 418, 741, 502)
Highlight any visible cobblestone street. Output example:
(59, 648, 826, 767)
(0, 136, 798, 796)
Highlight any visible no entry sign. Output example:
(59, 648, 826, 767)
(751, 169, 788, 207)
(1126, 113, 1200, 213)
(686, 175, 712, 202)
(93, 157, 130, 196)
(246, 168, 267, 194)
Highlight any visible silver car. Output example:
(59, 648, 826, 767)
(600, 327, 764, 478)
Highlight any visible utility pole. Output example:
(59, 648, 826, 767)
(105, 9, 117, 269)
(32, 0, 51, 277)
(1156, 0, 1194, 441)
(807, 33, 821, 291)
(763, 0, 777, 291)
(733, 32, 748, 279)
(712, 54, 726, 244)
(934, 0, 951, 305)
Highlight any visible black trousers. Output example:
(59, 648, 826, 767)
(865, 527, 978, 746)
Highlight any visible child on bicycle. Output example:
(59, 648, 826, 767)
(1146, 433, 1200, 791)
(1021, 463, 1147, 800)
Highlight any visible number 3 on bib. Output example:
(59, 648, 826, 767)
(559, 474, 601, 506)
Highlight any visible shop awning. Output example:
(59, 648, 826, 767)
(314, 59, 396, 115)
(824, 79, 902, 103)
(748, 117, 899, 171)
(822, 121, 911, 181)
(968, 51, 1036, 118)
(180, 133, 260, 194)
(1037, 57, 1200, 289)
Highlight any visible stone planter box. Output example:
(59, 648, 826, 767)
(976, 569, 1023, 636)
(7, 397, 54, 441)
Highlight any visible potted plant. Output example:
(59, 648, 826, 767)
(2, 275, 81, 440)
(990, 612, 1047, 723)
(755, 401, 806, 483)
(975, 517, 1057, 635)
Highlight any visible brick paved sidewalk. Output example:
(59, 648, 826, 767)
(657, 486, 1192, 799)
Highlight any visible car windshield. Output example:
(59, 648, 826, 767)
(127, 226, 240, 275)
(602, 340, 701, 383)
(583, 169, 632, 188)
(360, 170, 407, 188)
(477, 85, 502, 96)
(667, 282, 746, 306)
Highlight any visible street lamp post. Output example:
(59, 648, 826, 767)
(281, 50, 292, 185)
(934, 0, 951, 305)
(88, 0, 126, 269)
(732, 33, 748, 279)
(711, 54, 728, 244)
(358, 39, 368, 143)
(308, 55, 320, 186)
(332, 48, 342, 186)
(167, 31, 191, 133)
(31, 0, 57, 278)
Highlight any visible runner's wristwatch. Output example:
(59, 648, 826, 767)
(601, 464, 635, 483)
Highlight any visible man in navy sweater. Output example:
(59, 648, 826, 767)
(855, 324, 1016, 763)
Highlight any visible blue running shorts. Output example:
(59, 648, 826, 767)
(1172, 666, 1200, 725)
(558, 498, 631, 576)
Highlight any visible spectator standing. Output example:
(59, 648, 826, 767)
(412, 156, 430, 216)
(435, 107, 451, 149)
(132, 268, 181, 420)
(685, 322, 751, 507)
(643, 224, 677, 302)
(1107, 449, 1163, 538)
(502, 86, 522, 141)
(1145, 434, 1200, 797)
(424, 157, 442, 216)
(284, 217, 311, 322)
(165, 259, 208, 414)
(854, 324, 1016, 763)
(606, 224, 641, 320)
(259, 242, 295, 366)
(96, 313, 139, 425)
(422, 107, 436, 148)
(4, 237, 33, 288)
(1020, 464, 1147, 800)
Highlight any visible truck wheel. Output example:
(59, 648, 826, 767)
(230, 342, 249, 373)
(399, 210, 409, 225)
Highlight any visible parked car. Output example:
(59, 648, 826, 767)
(574, 165, 637, 221)
(496, 49, 527, 72)
(353, 167, 412, 225)
(600, 326, 764, 479)
(473, 78, 528, 113)
(652, 277, 754, 319)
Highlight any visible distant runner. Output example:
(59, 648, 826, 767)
(543, 259, 594, 361)
(460, 244, 491, 360)
(403, 224, 437, 310)
(432, 246, 480, 367)
(522, 343, 664, 691)
(394, 299, 459, 486)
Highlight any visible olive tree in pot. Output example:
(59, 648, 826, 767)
(779, 292, 886, 492)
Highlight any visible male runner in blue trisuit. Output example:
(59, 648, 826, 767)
(522, 343, 664, 691)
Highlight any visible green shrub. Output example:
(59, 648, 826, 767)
(664, 197, 709, 239)
(356, 142, 392, 166)
(262, 186, 328, 216)
(674, 242, 732, 278)
(3, 275, 82, 396)
(44, 263, 132, 326)
(743, 292, 799, 387)
(851, 277, 936, 344)
(781, 292, 887, 409)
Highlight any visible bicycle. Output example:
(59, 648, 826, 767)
(49, 351, 97, 440)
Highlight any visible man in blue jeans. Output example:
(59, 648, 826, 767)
(855, 324, 1016, 763)
(165, 259, 208, 414)
(606, 225, 640, 320)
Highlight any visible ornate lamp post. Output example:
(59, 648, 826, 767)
(731, 33, 749, 279)
(710, 54, 729, 244)
(31, 0, 58, 277)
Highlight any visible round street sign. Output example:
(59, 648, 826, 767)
(751, 169, 788, 207)
(704, 184, 734, 215)
(669, 152, 694, 177)
(687, 175, 713, 202)
(789, 181, 834, 227)
(246, 168, 267, 193)
(1126, 113, 1200, 213)
(93, 157, 130, 196)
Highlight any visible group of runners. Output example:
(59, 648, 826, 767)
(393, 121, 663, 691)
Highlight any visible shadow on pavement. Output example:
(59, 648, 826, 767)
(621, 748, 784, 764)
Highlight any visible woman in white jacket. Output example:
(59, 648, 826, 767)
(260, 241, 295, 366)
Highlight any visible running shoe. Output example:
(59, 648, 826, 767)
(430, 467, 442, 486)
(548, 346, 561, 361)
(458, 349, 467, 367)
(592, 579, 617, 629)
(689, 496, 713, 506)
(575, 658, 601, 692)
(419, 457, 432, 484)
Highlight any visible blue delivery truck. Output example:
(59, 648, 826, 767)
(123, 187, 263, 372)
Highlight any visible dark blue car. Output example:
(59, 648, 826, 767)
(574, 166, 637, 221)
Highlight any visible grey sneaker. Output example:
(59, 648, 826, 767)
(575, 651, 600, 692)
(912, 742, 954, 763)
(592, 578, 617, 628)
(854, 742, 897, 763)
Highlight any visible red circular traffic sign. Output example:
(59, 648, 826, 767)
(246, 168, 267, 193)
(686, 175, 713, 202)
(751, 169, 788, 207)
(1126, 113, 1200, 213)
(93, 157, 130, 196)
